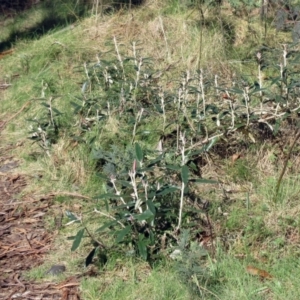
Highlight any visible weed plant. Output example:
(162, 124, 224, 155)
(27, 31, 300, 268)
(4, 1, 300, 298)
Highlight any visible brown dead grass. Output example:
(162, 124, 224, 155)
(45, 140, 90, 187)
(80, 5, 232, 76)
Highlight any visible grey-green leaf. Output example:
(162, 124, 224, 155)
(135, 143, 143, 162)
(204, 137, 218, 152)
(134, 209, 153, 221)
(96, 220, 118, 232)
(147, 200, 156, 216)
(157, 186, 179, 196)
(116, 225, 131, 243)
(71, 228, 85, 251)
(137, 236, 148, 261)
(181, 165, 189, 185)
(85, 247, 99, 267)
(166, 164, 181, 171)
(65, 210, 80, 222)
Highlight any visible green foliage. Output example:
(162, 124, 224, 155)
(27, 96, 63, 152)
(244, 216, 273, 242)
(174, 230, 210, 297)
(26, 34, 300, 268)
(0, 0, 91, 52)
(227, 0, 260, 10)
(228, 159, 254, 183)
(68, 139, 215, 262)
(71, 228, 85, 251)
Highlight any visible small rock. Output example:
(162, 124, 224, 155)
(45, 265, 66, 276)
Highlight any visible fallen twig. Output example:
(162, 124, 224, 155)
(0, 101, 31, 131)
(42, 191, 92, 200)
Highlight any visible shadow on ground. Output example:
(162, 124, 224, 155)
(0, 0, 146, 53)
(0, 0, 90, 52)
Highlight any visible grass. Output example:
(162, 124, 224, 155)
(1, 1, 300, 299)
(81, 263, 190, 300)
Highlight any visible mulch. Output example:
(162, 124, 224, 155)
(0, 157, 81, 300)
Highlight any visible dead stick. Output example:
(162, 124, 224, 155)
(43, 191, 92, 200)
(0, 101, 31, 131)
(274, 130, 300, 201)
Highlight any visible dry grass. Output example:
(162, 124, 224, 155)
(80, 5, 232, 75)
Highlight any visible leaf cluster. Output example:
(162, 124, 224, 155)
(26, 37, 300, 267)
(27, 97, 63, 152)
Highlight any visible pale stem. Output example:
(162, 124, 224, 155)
(243, 87, 250, 127)
(257, 52, 263, 113)
(177, 131, 186, 230)
(132, 108, 144, 144)
(48, 97, 55, 127)
(113, 36, 125, 77)
(110, 176, 126, 205)
(214, 74, 219, 95)
(159, 88, 166, 132)
(200, 69, 206, 117)
(94, 208, 126, 228)
(129, 170, 143, 213)
(229, 100, 235, 129)
(177, 181, 185, 230)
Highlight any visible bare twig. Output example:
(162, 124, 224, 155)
(0, 101, 31, 131)
(274, 130, 300, 201)
(94, 208, 126, 228)
(83, 222, 107, 249)
(39, 191, 92, 201)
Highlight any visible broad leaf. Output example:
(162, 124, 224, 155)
(147, 154, 164, 167)
(71, 228, 85, 251)
(65, 210, 80, 222)
(118, 180, 133, 188)
(135, 143, 143, 162)
(157, 186, 179, 196)
(149, 230, 155, 245)
(147, 200, 156, 216)
(96, 220, 117, 232)
(116, 225, 131, 243)
(148, 191, 156, 199)
(134, 209, 154, 221)
(52, 107, 63, 115)
(81, 81, 90, 93)
(204, 137, 218, 152)
(205, 104, 219, 114)
(186, 148, 206, 157)
(40, 102, 50, 108)
(137, 236, 148, 261)
(118, 201, 136, 209)
(229, 87, 244, 94)
(154, 104, 163, 113)
(166, 164, 181, 171)
(85, 247, 98, 267)
(189, 161, 197, 172)
(139, 167, 155, 173)
(181, 165, 189, 185)
(104, 198, 109, 212)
